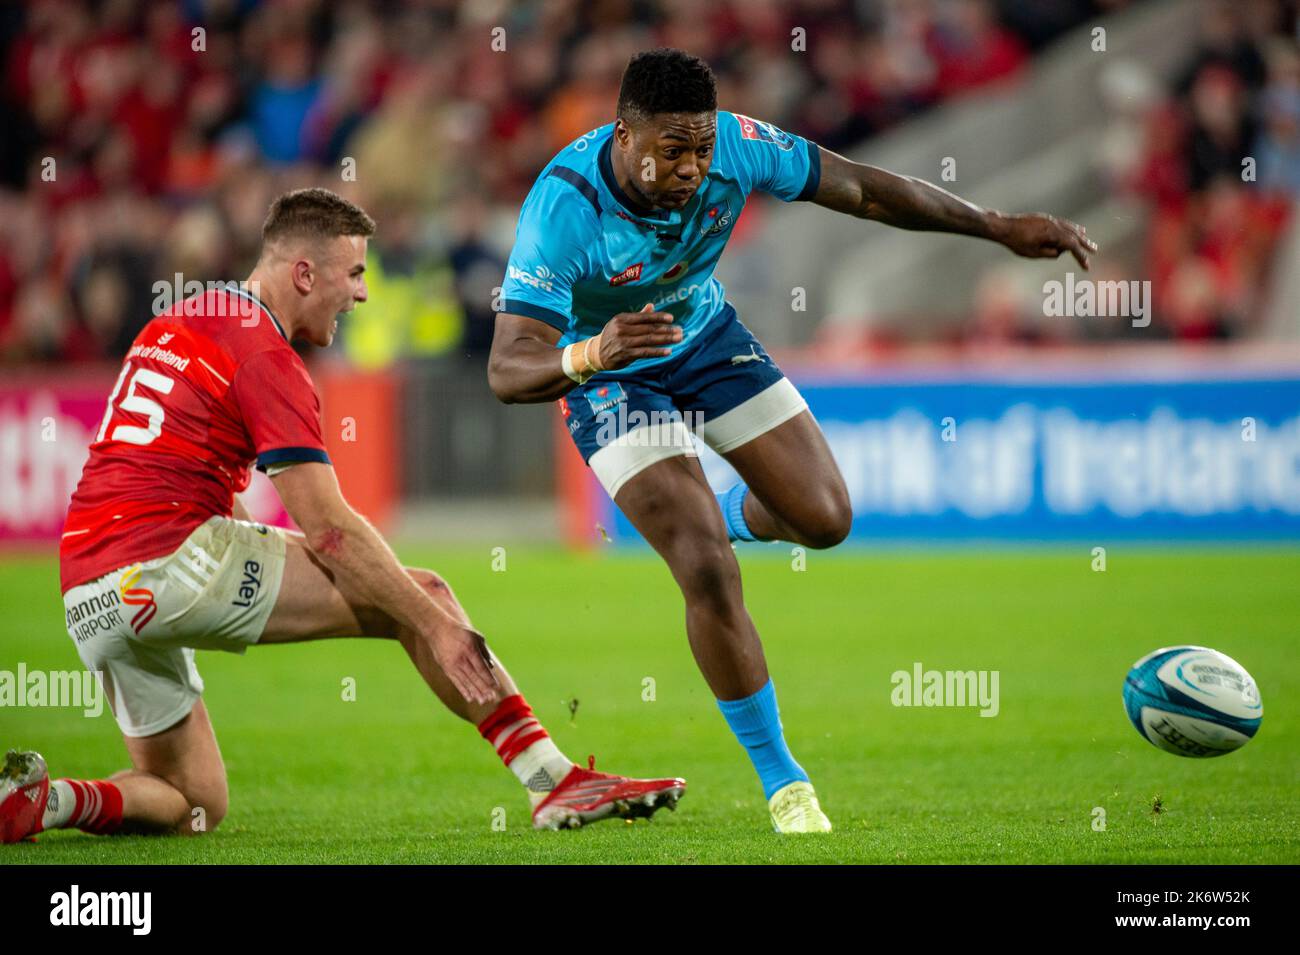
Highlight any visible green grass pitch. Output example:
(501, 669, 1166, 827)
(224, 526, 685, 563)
(2, 544, 1298, 864)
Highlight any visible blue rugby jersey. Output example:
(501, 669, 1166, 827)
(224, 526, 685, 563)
(500, 110, 821, 374)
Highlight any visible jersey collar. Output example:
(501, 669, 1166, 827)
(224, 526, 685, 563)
(225, 282, 288, 341)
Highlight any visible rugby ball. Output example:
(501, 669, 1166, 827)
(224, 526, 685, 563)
(1123, 646, 1262, 757)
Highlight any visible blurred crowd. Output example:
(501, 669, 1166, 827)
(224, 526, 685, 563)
(3, 0, 1289, 368)
(965, 0, 1299, 346)
(1127, 0, 1298, 340)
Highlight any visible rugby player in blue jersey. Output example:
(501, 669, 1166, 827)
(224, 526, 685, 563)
(488, 49, 1096, 832)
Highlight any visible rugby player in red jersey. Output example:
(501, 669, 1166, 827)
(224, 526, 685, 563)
(1, 188, 684, 842)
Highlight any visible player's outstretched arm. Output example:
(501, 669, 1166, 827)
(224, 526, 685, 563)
(488, 306, 682, 404)
(269, 462, 499, 704)
(811, 147, 1098, 270)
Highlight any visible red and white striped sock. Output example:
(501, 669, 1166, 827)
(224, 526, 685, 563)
(41, 778, 123, 835)
(477, 695, 573, 807)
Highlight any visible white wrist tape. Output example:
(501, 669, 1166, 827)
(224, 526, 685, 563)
(561, 342, 584, 383)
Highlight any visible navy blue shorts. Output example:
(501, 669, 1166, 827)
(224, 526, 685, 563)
(560, 305, 808, 497)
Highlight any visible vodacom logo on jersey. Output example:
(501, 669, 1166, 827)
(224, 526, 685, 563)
(118, 566, 157, 634)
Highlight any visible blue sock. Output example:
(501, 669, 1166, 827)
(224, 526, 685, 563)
(716, 679, 809, 799)
(717, 484, 758, 542)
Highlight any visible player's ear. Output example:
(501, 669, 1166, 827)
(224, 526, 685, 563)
(290, 258, 314, 296)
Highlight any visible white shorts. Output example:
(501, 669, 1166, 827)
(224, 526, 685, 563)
(567, 307, 811, 499)
(62, 516, 288, 737)
(587, 379, 810, 498)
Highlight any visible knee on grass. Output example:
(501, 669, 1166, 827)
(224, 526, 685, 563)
(120, 789, 225, 837)
(175, 784, 227, 836)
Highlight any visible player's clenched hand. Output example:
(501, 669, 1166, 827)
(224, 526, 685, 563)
(596, 303, 683, 369)
(427, 618, 498, 705)
(995, 213, 1098, 270)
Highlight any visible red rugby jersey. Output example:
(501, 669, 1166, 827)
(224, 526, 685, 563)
(60, 284, 330, 591)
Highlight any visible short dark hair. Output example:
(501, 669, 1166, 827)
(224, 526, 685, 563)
(261, 188, 376, 246)
(616, 48, 717, 123)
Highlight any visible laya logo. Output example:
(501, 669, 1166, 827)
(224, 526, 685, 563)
(735, 114, 795, 151)
(585, 382, 627, 415)
(700, 204, 733, 236)
(657, 259, 691, 283)
(231, 560, 262, 609)
(558, 397, 571, 418)
(157, 333, 174, 345)
(118, 566, 156, 634)
(609, 262, 643, 286)
(507, 264, 554, 293)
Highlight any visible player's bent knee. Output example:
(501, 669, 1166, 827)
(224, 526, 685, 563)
(180, 782, 227, 835)
(344, 568, 458, 640)
(403, 566, 472, 630)
(407, 567, 451, 598)
(798, 490, 853, 550)
(406, 567, 466, 615)
(802, 510, 851, 550)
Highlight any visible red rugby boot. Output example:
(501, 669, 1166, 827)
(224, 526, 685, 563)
(1, 750, 49, 844)
(532, 755, 685, 830)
